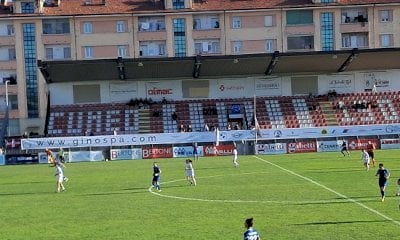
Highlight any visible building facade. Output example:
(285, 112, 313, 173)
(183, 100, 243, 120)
(0, 0, 400, 135)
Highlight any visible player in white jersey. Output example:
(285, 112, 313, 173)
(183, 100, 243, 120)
(233, 146, 239, 167)
(185, 159, 197, 186)
(396, 178, 400, 210)
(55, 163, 66, 193)
(361, 149, 370, 171)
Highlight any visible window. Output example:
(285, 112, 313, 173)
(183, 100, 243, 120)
(320, 12, 334, 51)
(7, 25, 14, 36)
(286, 10, 313, 25)
(233, 41, 241, 54)
(341, 8, 368, 23)
(117, 46, 127, 57)
(45, 46, 71, 60)
(232, 17, 241, 29)
(173, 18, 186, 57)
(265, 16, 274, 27)
(193, 15, 220, 30)
(8, 48, 16, 60)
(380, 10, 392, 22)
(342, 34, 368, 48)
(194, 40, 220, 54)
(83, 22, 93, 34)
(287, 36, 314, 50)
(138, 17, 166, 32)
(265, 39, 276, 52)
(42, 19, 70, 34)
(173, 0, 185, 9)
(21, 2, 34, 14)
(84, 47, 93, 58)
(380, 34, 393, 47)
(116, 21, 126, 33)
(139, 42, 166, 57)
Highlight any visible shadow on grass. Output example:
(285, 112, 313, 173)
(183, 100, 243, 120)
(0, 181, 50, 185)
(293, 219, 390, 225)
(0, 191, 55, 196)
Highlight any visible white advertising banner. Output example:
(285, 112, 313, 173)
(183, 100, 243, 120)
(256, 143, 287, 155)
(255, 78, 282, 96)
(109, 82, 138, 102)
(216, 79, 245, 98)
(0, 155, 5, 165)
(325, 74, 354, 90)
(362, 71, 390, 90)
(110, 148, 142, 160)
(21, 124, 400, 150)
(317, 140, 344, 152)
(172, 146, 204, 158)
(380, 139, 400, 149)
(69, 151, 104, 162)
(145, 81, 181, 101)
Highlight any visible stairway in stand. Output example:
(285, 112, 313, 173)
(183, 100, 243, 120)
(138, 109, 151, 133)
(319, 101, 339, 126)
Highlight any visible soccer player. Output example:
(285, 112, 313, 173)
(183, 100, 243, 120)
(243, 217, 261, 240)
(375, 163, 390, 202)
(397, 178, 400, 210)
(193, 143, 199, 161)
(341, 141, 350, 157)
(152, 162, 161, 192)
(185, 159, 197, 186)
(233, 146, 239, 167)
(45, 148, 55, 165)
(55, 162, 66, 193)
(366, 141, 376, 167)
(58, 147, 65, 163)
(361, 149, 370, 171)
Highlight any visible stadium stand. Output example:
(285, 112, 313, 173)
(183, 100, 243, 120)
(45, 91, 400, 137)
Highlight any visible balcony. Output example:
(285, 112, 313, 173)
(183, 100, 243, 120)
(192, 29, 221, 40)
(0, 35, 15, 45)
(41, 34, 72, 45)
(0, 60, 17, 70)
(340, 22, 369, 33)
(137, 31, 167, 42)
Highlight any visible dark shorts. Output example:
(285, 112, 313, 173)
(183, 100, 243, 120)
(379, 179, 388, 187)
(341, 147, 347, 151)
(367, 151, 374, 159)
(152, 176, 160, 182)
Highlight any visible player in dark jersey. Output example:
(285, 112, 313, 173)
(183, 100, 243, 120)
(243, 218, 260, 240)
(193, 143, 199, 161)
(375, 163, 390, 202)
(340, 141, 350, 157)
(152, 162, 161, 192)
(366, 141, 376, 167)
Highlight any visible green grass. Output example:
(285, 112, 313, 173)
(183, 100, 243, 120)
(0, 150, 399, 239)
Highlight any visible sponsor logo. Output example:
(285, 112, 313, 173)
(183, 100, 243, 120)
(274, 130, 282, 138)
(147, 88, 173, 95)
(385, 125, 400, 133)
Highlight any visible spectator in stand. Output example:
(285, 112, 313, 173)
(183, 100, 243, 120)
(186, 125, 193, 132)
(162, 97, 167, 104)
(178, 124, 185, 132)
(171, 111, 178, 121)
(227, 123, 232, 131)
(204, 123, 209, 132)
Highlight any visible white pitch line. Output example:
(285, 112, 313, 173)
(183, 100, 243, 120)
(147, 173, 391, 205)
(254, 155, 400, 226)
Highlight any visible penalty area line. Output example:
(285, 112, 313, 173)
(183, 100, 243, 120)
(254, 155, 400, 226)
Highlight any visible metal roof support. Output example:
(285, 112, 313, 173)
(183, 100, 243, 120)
(193, 55, 202, 78)
(117, 57, 126, 80)
(265, 51, 279, 75)
(338, 48, 358, 72)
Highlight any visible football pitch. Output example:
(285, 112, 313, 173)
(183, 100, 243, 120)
(0, 150, 399, 239)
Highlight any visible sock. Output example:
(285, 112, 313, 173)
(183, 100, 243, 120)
(381, 190, 385, 197)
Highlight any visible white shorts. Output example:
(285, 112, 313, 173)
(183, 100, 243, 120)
(57, 174, 64, 183)
(186, 170, 194, 177)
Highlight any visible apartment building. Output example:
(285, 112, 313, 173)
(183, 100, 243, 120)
(0, 0, 400, 135)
